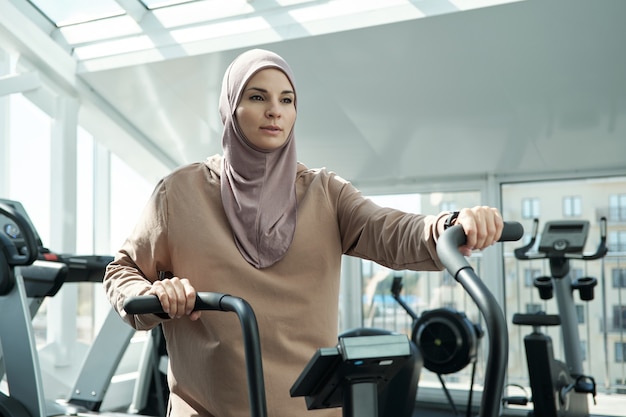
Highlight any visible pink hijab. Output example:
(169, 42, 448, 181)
(219, 49, 298, 269)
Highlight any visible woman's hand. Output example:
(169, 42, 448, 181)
(454, 206, 504, 256)
(148, 277, 201, 321)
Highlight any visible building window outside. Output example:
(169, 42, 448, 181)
(576, 305, 585, 324)
(613, 306, 626, 331)
(612, 268, 626, 288)
(563, 196, 582, 217)
(609, 194, 626, 222)
(609, 232, 626, 253)
(522, 198, 540, 219)
(616, 342, 626, 363)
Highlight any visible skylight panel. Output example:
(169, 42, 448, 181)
(140, 0, 197, 9)
(152, 0, 254, 28)
(73, 36, 155, 60)
(29, 0, 125, 26)
(170, 16, 270, 43)
(58, 15, 142, 44)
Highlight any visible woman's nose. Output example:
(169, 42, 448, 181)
(266, 101, 281, 118)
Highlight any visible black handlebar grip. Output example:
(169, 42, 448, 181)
(123, 295, 165, 315)
(438, 221, 524, 279)
(123, 292, 230, 315)
(499, 221, 524, 242)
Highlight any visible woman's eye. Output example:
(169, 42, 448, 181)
(250, 95, 263, 101)
(282, 97, 293, 104)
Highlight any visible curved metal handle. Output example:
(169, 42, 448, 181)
(579, 216, 608, 260)
(123, 292, 267, 417)
(438, 221, 524, 277)
(436, 221, 523, 417)
(514, 218, 539, 260)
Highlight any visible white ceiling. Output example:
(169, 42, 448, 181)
(2, 0, 626, 189)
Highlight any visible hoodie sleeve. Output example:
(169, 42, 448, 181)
(103, 178, 173, 330)
(326, 171, 448, 271)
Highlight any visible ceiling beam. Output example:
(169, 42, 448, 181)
(0, 71, 41, 97)
(0, 1, 76, 92)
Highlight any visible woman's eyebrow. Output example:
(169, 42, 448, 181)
(246, 86, 294, 95)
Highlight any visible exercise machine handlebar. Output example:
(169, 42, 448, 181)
(437, 221, 523, 417)
(515, 217, 607, 261)
(123, 293, 267, 417)
(513, 219, 539, 260)
(439, 221, 523, 276)
(578, 216, 608, 261)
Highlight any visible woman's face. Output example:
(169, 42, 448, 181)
(235, 68, 296, 150)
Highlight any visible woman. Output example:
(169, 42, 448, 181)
(104, 48, 503, 417)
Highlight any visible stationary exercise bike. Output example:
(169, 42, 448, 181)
(508, 218, 607, 417)
(124, 221, 523, 417)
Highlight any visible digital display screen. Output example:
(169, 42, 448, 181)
(547, 224, 585, 233)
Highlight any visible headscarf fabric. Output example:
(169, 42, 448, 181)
(219, 49, 298, 269)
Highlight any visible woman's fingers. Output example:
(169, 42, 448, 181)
(456, 206, 503, 252)
(150, 277, 197, 319)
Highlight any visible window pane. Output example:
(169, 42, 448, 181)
(76, 127, 94, 254)
(8, 94, 51, 244)
(30, 0, 124, 26)
(140, 0, 195, 9)
(109, 154, 154, 253)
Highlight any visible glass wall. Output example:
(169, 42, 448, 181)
(356, 178, 626, 414)
(2, 87, 155, 407)
(8, 94, 52, 244)
(501, 176, 626, 415)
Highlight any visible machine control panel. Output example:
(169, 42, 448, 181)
(537, 220, 589, 254)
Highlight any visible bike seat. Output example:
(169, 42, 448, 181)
(512, 313, 561, 326)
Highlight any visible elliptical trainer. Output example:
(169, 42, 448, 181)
(509, 218, 608, 417)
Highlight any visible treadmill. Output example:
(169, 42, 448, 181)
(0, 199, 164, 416)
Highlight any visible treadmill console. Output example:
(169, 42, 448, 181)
(0, 199, 43, 257)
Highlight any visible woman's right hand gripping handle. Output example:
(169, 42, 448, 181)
(438, 221, 524, 277)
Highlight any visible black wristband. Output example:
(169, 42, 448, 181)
(444, 211, 460, 230)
